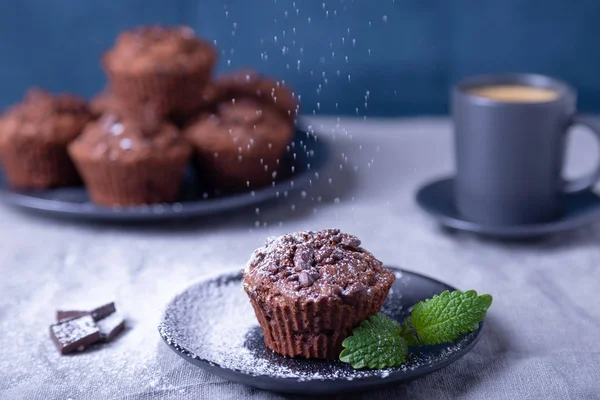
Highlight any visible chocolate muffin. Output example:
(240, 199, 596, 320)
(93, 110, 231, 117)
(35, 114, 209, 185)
(103, 26, 217, 118)
(0, 88, 93, 189)
(183, 72, 296, 191)
(68, 114, 192, 206)
(243, 229, 396, 359)
(170, 81, 222, 128)
(90, 89, 120, 117)
(215, 70, 299, 119)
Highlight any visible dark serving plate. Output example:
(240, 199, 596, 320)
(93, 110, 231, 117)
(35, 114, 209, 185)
(158, 266, 484, 395)
(0, 129, 329, 221)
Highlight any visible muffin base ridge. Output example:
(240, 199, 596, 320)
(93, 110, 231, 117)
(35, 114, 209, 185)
(71, 156, 189, 206)
(247, 289, 390, 359)
(0, 141, 81, 189)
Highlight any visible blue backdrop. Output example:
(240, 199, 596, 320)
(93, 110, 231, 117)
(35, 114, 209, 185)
(1, 0, 600, 116)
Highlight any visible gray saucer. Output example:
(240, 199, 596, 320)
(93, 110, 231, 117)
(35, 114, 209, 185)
(416, 177, 600, 238)
(158, 266, 483, 395)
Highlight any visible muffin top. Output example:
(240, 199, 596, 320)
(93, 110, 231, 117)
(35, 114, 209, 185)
(183, 71, 297, 154)
(243, 229, 396, 303)
(0, 88, 92, 145)
(103, 26, 217, 74)
(215, 70, 298, 119)
(184, 96, 293, 157)
(69, 113, 191, 163)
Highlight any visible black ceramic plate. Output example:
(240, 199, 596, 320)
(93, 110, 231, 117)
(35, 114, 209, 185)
(416, 177, 600, 238)
(0, 129, 329, 221)
(158, 266, 483, 395)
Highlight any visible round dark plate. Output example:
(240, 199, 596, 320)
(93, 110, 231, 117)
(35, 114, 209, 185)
(0, 129, 329, 221)
(416, 177, 600, 238)
(158, 266, 484, 395)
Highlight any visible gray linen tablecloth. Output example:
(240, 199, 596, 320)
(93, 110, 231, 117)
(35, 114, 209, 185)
(1, 117, 599, 400)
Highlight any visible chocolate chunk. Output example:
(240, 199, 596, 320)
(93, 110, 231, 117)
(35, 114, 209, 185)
(56, 302, 116, 322)
(330, 248, 344, 262)
(314, 246, 333, 263)
(97, 313, 126, 342)
(341, 235, 361, 248)
(299, 271, 319, 288)
(50, 315, 102, 355)
(294, 246, 314, 270)
(330, 232, 343, 243)
(324, 230, 360, 248)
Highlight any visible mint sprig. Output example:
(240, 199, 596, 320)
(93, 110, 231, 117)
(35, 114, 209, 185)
(339, 314, 408, 369)
(410, 290, 493, 345)
(339, 290, 492, 369)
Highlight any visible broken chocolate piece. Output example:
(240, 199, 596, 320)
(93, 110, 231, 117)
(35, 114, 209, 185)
(90, 302, 117, 320)
(56, 310, 88, 321)
(97, 313, 126, 342)
(56, 302, 116, 322)
(50, 315, 102, 355)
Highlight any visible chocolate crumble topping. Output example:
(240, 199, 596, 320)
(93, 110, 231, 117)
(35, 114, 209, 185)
(243, 229, 394, 302)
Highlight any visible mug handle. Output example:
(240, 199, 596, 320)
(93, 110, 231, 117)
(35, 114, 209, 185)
(563, 115, 600, 193)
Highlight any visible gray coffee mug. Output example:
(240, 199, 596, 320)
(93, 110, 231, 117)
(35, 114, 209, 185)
(452, 73, 600, 226)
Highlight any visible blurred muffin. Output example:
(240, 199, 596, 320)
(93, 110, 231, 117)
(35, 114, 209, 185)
(102, 25, 217, 118)
(243, 229, 396, 359)
(90, 89, 120, 117)
(68, 114, 192, 206)
(183, 72, 296, 191)
(170, 81, 221, 128)
(0, 88, 93, 189)
(90, 86, 216, 125)
(216, 70, 298, 119)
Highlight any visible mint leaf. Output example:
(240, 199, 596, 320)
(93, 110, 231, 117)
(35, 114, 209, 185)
(478, 294, 493, 309)
(339, 313, 407, 369)
(410, 290, 492, 345)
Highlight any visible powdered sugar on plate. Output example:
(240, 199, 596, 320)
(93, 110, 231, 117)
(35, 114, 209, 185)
(158, 268, 482, 384)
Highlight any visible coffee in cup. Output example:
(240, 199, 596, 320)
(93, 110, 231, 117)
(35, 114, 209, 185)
(452, 74, 600, 226)
(467, 85, 559, 103)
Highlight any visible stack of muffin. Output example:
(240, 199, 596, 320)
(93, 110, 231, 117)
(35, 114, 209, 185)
(0, 26, 298, 206)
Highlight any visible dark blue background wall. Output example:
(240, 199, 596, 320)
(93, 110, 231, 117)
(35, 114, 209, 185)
(1, 0, 600, 116)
